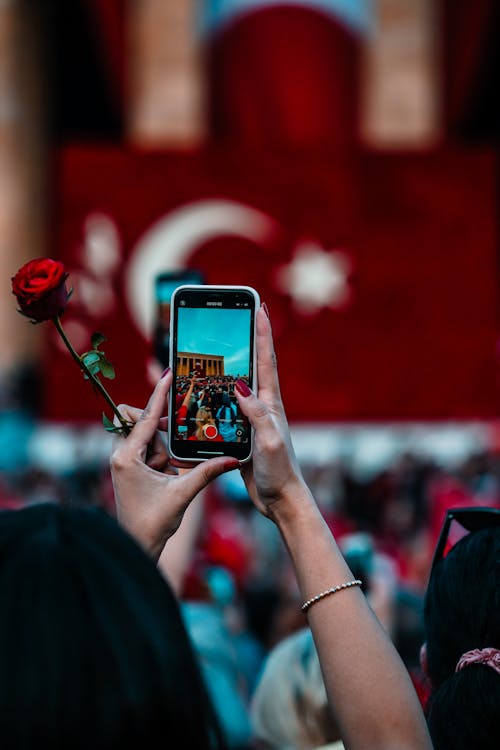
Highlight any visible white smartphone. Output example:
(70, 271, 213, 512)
(168, 285, 260, 463)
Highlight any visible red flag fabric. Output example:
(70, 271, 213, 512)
(44, 146, 498, 423)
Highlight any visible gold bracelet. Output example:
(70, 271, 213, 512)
(301, 579, 362, 613)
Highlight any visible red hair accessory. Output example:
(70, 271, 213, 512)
(456, 648, 500, 676)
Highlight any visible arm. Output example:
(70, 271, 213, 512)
(157, 479, 206, 594)
(234, 307, 432, 750)
(273, 496, 426, 750)
(175, 378, 196, 426)
(183, 378, 195, 407)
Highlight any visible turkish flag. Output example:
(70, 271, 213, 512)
(44, 146, 498, 423)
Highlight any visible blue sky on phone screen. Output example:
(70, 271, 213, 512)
(178, 308, 251, 376)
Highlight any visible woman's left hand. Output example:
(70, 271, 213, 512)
(110, 371, 239, 561)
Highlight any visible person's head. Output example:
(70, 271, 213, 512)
(221, 392, 231, 407)
(251, 628, 339, 749)
(0, 504, 226, 750)
(195, 407, 215, 435)
(423, 526, 500, 750)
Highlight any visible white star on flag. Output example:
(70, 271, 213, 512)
(276, 240, 352, 314)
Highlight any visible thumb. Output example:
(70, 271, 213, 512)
(179, 456, 240, 499)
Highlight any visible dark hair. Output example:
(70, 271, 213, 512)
(423, 527, 500, 750)
(0, 504, 226, 750)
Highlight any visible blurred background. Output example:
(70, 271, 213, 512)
(1, 0, 500, 741)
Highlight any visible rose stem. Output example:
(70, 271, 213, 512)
(53, 316, 131, 436)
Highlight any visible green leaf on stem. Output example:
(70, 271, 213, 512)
(81, 349, 115, 379)
(102, 412, 133, 435)
(82, 351, 100, 365)
(49, 316, 127, 437)
(99, 357, 115, 380)
(102, 414, 122, 433)
(91, 332, 106, 350)
(102, 413, 115, 431)
(81, 351, 102, 376)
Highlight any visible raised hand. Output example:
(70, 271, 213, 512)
(110, 371, 238, 561)
(235, 307, 310, 519)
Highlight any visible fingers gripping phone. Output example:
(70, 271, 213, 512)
(168, 285, 259, 463)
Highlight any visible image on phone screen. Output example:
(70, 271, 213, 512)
(175, 306, 251, 443)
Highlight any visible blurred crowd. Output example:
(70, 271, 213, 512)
(2, 366, 500, 748)
(4, 380, 500, 645)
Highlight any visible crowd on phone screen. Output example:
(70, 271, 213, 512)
(175, 374, 249, 442)
(1, 362, 500, 748)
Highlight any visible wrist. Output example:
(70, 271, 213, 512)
(118, 514, 166, 563)
(266, 480, 320, 529)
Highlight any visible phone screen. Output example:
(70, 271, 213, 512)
(153, 271, 204, 367)
(169, 286, 258, 462)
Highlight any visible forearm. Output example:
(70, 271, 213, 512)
(158, 482, 205, 595)
(182, 383, 195, 409)
(271, 485, 432, 750)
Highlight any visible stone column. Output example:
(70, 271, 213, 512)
(0, 0, 46, 373)
(361, 0, 439, 147)
(127, 0, 206, 147)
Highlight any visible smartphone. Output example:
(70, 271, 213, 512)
(153, 270, 205, 368)
(168, 285, 260, 463)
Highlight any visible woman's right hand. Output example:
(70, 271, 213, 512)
(235, 306, 311, 519)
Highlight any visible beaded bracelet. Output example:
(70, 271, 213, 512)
(301, 579, 362, 613)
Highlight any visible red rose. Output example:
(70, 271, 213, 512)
(11, 258, 70, 322)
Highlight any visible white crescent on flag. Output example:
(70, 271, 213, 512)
(125, 199, 281, 337)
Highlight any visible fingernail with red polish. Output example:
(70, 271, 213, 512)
(262, 302, 270, 319)
(161, 367, 171, 378)
(224, 459, 240, 473)
(235, 378, 252, 397)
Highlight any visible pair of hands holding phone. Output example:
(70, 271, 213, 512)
(110, 306, 306, 561)
(111, 306, 435, 750)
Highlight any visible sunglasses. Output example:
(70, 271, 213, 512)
(431, 506, 500, 572)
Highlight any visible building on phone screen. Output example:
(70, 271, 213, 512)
(177, 352, 225, 377)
